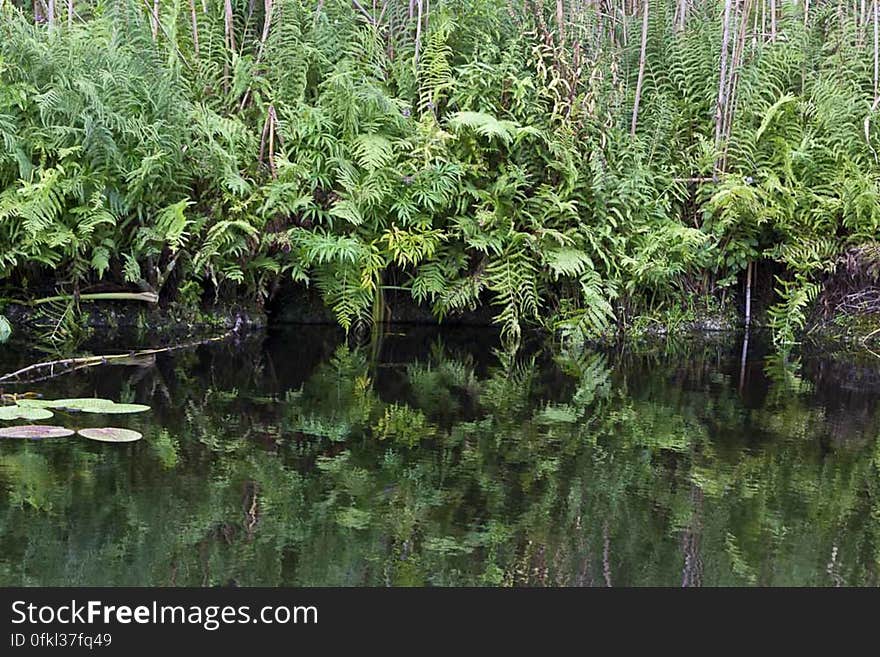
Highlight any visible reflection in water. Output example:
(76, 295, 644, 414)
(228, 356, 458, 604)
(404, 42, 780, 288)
(0, 328, 878, 586)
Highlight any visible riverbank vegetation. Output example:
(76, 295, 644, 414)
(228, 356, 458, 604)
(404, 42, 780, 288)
(1, 0, 880, 349)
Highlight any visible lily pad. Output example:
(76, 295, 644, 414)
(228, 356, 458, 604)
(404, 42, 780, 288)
(0, 405, 54, 421)
(78, 427, 143, 443)
(47, 398, 117, 411)
(14, 399, 59, 409)
(45, 398, 149, 414)
(81, 403, 150, 415)
(0, 425, 75, 439)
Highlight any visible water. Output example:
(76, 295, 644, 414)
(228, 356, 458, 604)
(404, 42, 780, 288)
(0, 327, 878, 586)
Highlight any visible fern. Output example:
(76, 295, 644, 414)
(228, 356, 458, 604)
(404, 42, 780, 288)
(486, 245, 540, 345)
(768, 276, 821, 348)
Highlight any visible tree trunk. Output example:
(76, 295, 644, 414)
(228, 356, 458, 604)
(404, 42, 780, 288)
(752, 0, 758, 48)
(630, 0, 650, 136)
(714, 0, 733, 173)
(256, 0, 274, 60)
(189, 0, 200, 56)
(556, 0, 565, 45)
(414, 0, 423, 66)
(676, 0, 688, 31)
(720, 0, 753, 169)
(224, 0, 236, 51)
(874, 0, 879, 102)
(151, 0, 160, 41)
(761, 0, 766, 41)
(770, 0, 777, 41)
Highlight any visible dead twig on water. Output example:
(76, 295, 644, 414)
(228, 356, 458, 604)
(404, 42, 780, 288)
(0, 319, 242, 385)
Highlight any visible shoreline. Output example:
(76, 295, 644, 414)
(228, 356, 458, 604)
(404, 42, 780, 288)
(2, 294, 879, 359)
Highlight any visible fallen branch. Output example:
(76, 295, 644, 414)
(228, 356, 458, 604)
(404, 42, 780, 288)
(27, 291, 159, 306)
(0, 319, 241, 385)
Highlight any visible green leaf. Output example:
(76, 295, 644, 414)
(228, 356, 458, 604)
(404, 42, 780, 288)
(0, 405, 54, 421)
(80, 403, 151, 415)
(0, 425, 75, 439)
(78, 427, 143, 442)
(352, 134, 394, 170)
(756, 94, 796, 143)
(43, 399, 150, 414)
(448, 111, 520, 144)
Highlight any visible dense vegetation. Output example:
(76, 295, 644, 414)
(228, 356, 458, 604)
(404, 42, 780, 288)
(2, 0, 880, 348)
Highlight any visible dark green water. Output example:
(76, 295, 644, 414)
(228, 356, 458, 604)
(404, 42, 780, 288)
(0, 328, 878, 586)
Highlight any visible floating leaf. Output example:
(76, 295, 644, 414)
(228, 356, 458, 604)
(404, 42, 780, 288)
(0, 425, 75, 439)
(47, 398, 116, 411)
(14, 399, 59, 409)
(0, 405, 54, 421)
(42, 398, 149, 414)
(78, 427, 143, 443)
(81, 403, 150, 415)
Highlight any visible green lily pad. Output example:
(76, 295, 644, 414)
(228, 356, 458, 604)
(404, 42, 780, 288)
(0, 405, 54, 421)
(14, 399, 58, 409)
(80, 403, 150, 415)
(10, 398, 150, 415)
(47, 398, 117, 411)
(78, 427, 143, 443)
(0, 425, 75, 439)
(43, 398, 149, 414)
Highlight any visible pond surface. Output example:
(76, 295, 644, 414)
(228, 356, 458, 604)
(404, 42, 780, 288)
(0, 327, 878, 586)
